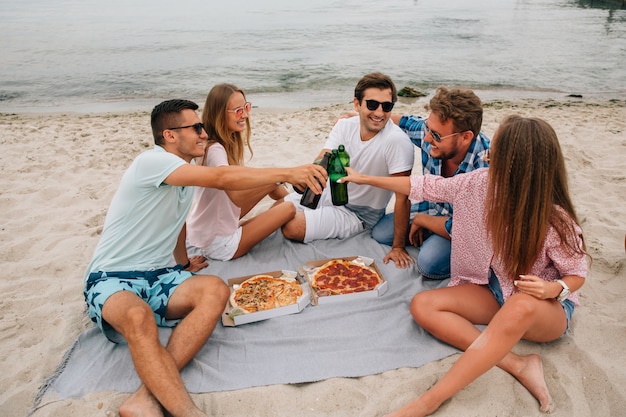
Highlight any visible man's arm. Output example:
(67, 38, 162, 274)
(382, 170, 415, 269)
(409, 214, 451, 247)
(164, 163, 327, 195)
(173, 224, 208, 272)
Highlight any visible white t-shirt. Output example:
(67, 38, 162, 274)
(84, 146, 191, 279)
(323, 116, 414, 227)
(186, 143, 241, 249)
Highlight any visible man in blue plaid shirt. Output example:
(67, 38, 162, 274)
(372, 87, 490, 279)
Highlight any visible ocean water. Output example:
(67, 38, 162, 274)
(0, 0, 625, 112)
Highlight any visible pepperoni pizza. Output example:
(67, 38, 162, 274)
(310, 259, 382, 296)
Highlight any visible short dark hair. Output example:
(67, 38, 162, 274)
(151, 99, 199, 145)
(354, 72, 398, 104)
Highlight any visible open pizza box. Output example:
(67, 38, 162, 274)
(298, 256, 388, 306)
(221, 270, 311, 327)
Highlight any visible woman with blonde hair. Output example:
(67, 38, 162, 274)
(186, 83, 294, 260)
(341, 115, 588, 416)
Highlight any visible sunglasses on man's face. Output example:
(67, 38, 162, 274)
(424, 121, 460, 143)
(167, 122, 205, 135)
(364, 99, 394, 113)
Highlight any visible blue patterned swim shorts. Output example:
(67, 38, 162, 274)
(84, 266, 193, 343)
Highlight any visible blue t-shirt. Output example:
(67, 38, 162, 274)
(84, 146, 191, 279)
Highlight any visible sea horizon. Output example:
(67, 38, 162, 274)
(1, 0, 624, 114)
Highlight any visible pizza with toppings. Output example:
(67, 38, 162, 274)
(230, 275, 304, 313)
(310, 259, 383, 296)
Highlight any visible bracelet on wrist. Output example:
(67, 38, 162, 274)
(182, 260, 191, 269)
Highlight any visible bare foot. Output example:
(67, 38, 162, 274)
(384, 397, 439, 417)
(119, 386, 164, 417)
(512, 354, 555, 413)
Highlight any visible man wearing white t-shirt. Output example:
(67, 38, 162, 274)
(83, 99, 327, 417)
(282, 72, 415, 268)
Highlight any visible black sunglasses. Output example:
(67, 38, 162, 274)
(167, 122, 205, 135)
(364, 99, 394, 113)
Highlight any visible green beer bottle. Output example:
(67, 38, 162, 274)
(337, 144, 350, 167)
(329, 149, 348, 206)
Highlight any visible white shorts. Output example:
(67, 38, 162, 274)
(284, 191, 364, 242)
(199, 227, 243, 261)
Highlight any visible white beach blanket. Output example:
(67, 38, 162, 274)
(33, 230, 457, 410)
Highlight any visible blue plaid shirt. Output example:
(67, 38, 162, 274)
(399, 114, 490, 234)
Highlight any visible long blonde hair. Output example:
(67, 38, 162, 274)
(201, 83, 252, 166)
(485, 115, 586, 279)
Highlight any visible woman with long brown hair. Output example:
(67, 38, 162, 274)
(186, 83, 294, 260)
(341, 115, 588, 416)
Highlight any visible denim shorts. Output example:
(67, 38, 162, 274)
(84, 265, 193, 343)
(487, 269, 574, 336)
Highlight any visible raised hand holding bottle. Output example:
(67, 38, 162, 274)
(300, 151, 331, 209)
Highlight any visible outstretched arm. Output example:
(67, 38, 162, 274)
(341, 167, 411, 196)
(165, 163, 328, 195)
(383, 171, 415, 269)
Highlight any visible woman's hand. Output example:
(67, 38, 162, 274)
(514, 274, 560, 300)
(339, 167, 365, 184)
(288, 163, 328, 195)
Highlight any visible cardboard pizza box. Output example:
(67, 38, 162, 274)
(221, 270, 311, 327)
(298, 256, 388, 305)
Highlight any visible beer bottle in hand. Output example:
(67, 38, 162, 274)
(329, 149, 348, 206)
(300, 151, 331, 209)
(337, 144, 350, 167)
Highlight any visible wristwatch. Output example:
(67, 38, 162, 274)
(556, 279, 570, 302)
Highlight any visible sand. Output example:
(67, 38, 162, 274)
(1, 96, 625, 417)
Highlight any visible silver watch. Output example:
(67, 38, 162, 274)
(556, 279, 570, 302)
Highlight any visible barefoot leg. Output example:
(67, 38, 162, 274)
(499, 353, 555, 413)
(389, 289, 566, 416)
(120, 385, 163, 417)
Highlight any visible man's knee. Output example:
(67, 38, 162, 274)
(416, 255, 450, 279)
(416, 236, 451, 279)
(371, 224, 393, 245)
(281, 214, 306, 241)
(170, 275, 229, 317)
(193, 276, 230, 305)
(118, 303, 159, 342)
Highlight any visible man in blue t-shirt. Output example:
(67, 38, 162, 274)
(373, 87, 490, 279)
(83, 99, 327, 417)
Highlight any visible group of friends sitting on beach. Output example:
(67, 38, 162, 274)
(82, 72, 588, 417)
